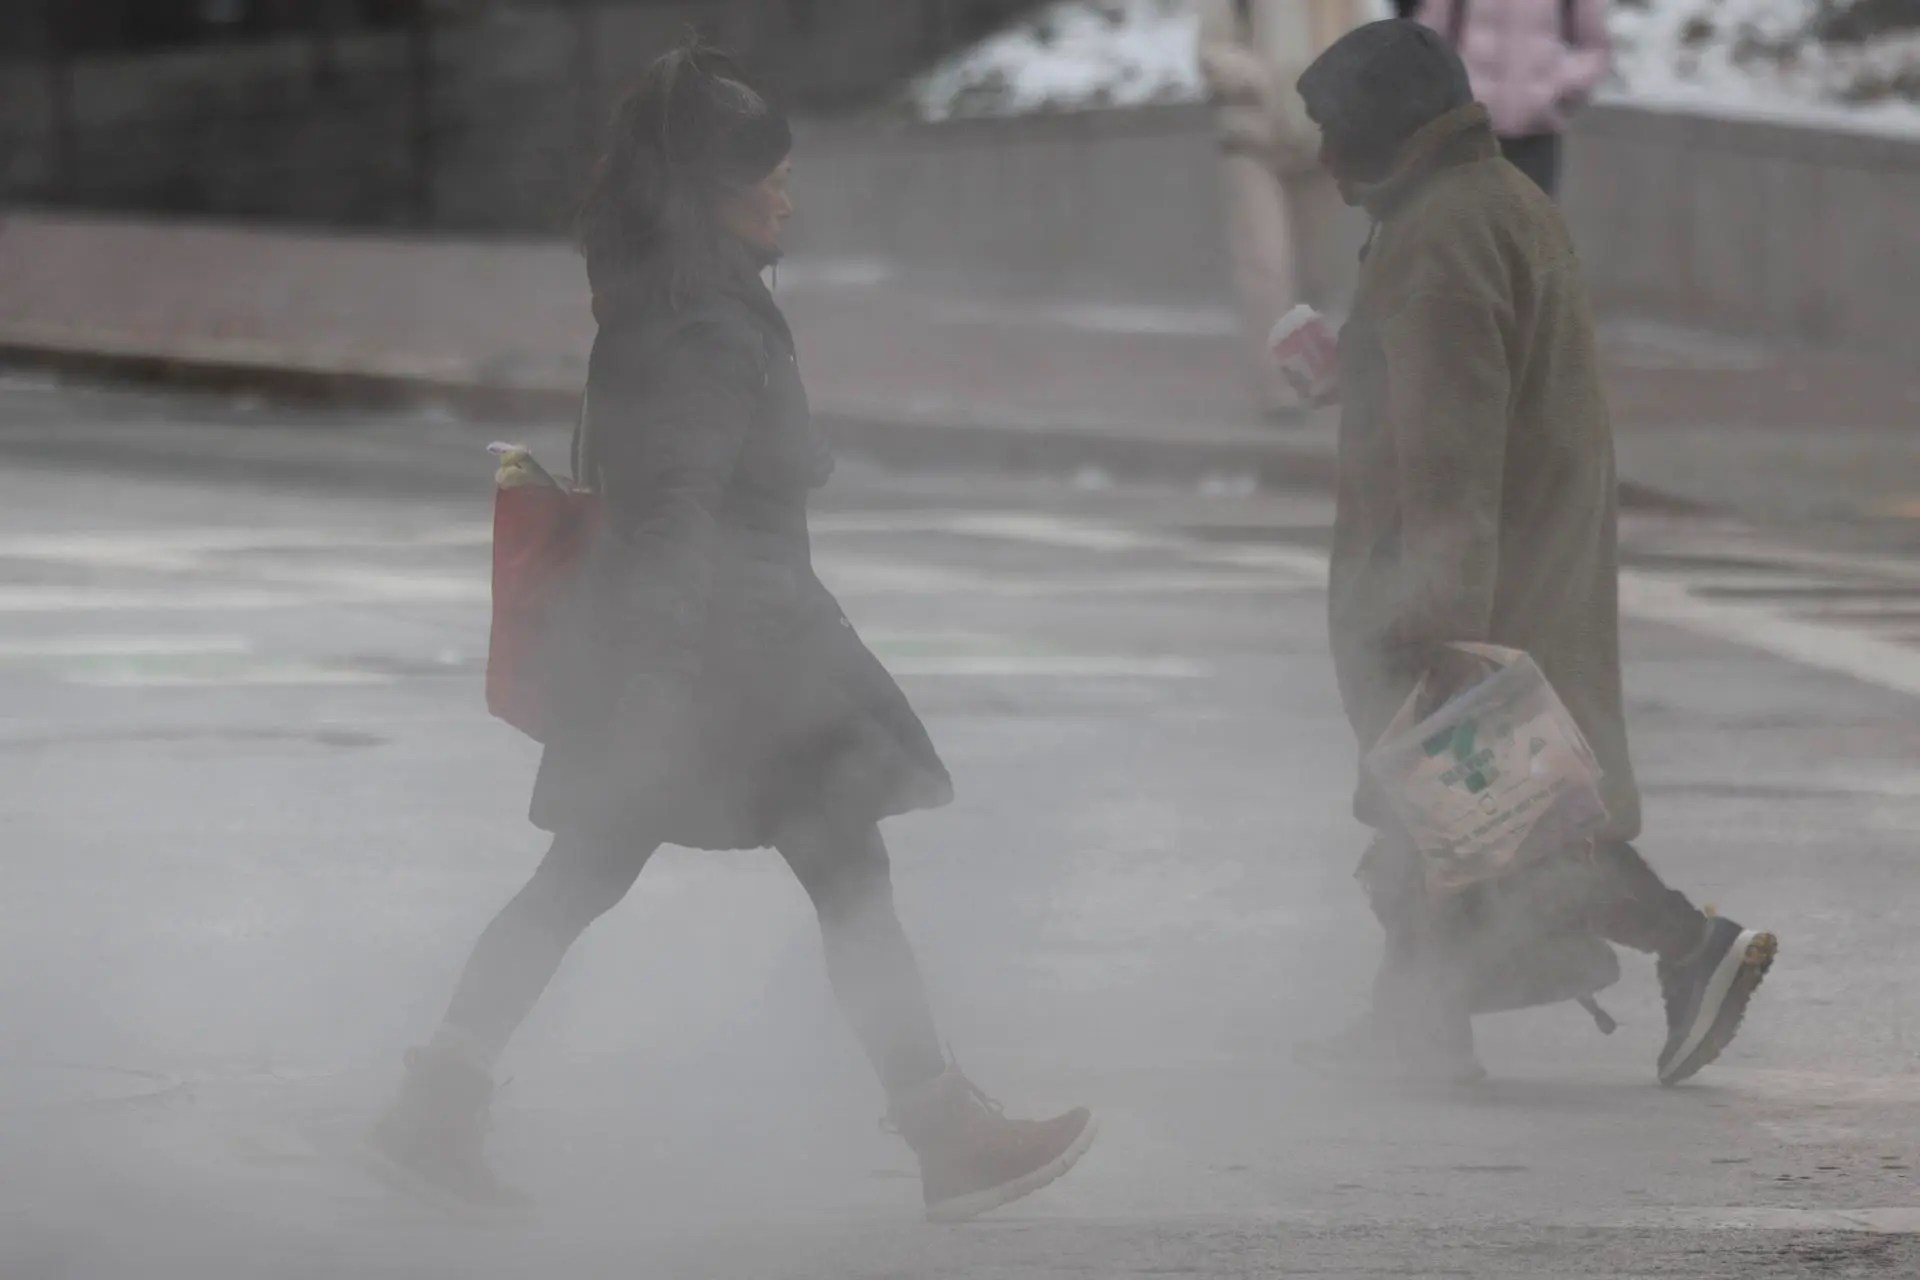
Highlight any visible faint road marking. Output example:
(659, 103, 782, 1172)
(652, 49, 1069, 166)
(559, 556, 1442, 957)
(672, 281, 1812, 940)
(1596, 1207, 1920, 1234)
(884, 655, 1205, 679)
(1618, 571, 1920, 698)
(0, 633, 252, 659)
(0, 524, 490, 565)
(69, 663, 389, 689)
(899, 510, 1920, 698)
(863, 629, 1206, 680)
(8, 509, 1918, 698)
(0, 583, 487, 612)
(0, 587, 320, 612)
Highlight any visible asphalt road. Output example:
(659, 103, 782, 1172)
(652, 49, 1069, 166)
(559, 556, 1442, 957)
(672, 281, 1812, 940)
(3, 377, 1918, 1278)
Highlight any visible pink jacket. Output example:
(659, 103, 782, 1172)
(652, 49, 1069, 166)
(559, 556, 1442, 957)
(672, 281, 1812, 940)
(1415, 0, 1612, 140)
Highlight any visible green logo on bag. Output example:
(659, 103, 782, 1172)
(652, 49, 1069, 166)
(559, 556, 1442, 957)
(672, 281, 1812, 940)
(1423, 720, 1497, 794)
(1423, 720, 1478, 762)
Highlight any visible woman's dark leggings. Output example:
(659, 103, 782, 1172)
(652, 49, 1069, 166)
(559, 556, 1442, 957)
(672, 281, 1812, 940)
(442, 819, 947, 1096)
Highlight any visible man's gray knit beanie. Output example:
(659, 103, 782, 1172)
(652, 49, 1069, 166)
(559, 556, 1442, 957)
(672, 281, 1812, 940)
(1297, 19, 1474, 159)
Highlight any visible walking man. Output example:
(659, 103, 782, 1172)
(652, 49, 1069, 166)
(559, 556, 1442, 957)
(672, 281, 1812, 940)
(1293, 20, 1776, 1084)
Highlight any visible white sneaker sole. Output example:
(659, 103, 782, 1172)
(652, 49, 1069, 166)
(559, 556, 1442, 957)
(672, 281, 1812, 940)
(924, 1113, 1100, 1224)
(1660, 929, 1777, 1087)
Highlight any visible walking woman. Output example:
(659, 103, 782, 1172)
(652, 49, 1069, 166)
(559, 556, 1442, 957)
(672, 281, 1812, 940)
(1411, 0, 1613, 198)
(372, 41, 1095, 1221)
(1196, 0, 1366, 420)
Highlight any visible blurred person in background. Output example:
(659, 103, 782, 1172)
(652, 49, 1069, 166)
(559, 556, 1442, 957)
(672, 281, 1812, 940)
(1290, 20, 1775, 1086)
(1409, 0, 1613, 198)
(1197, 0, 1367, 421)
(371, 40, 1095, 1220)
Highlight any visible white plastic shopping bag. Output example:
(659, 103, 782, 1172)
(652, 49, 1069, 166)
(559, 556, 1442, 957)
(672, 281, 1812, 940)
(1364, 644, 1609, 895)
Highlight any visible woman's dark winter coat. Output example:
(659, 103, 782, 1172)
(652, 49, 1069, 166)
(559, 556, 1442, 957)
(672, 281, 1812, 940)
(530, 248, 953, 847)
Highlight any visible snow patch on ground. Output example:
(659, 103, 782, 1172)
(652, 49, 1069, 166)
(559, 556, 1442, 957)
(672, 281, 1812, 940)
(909, 0, 1920, 133)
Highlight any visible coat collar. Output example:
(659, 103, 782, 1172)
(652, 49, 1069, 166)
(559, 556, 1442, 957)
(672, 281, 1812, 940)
(1351, 103, 1500, 220)
(590, 237, 790, 344)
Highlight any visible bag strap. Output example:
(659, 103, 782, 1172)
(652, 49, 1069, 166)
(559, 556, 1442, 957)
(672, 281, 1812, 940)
(570, 387, 595, 492)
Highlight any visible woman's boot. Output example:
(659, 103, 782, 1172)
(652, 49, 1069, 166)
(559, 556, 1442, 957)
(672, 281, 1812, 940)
(367, 1043, 526, 1210)
(886, 1067, 1096, 1223)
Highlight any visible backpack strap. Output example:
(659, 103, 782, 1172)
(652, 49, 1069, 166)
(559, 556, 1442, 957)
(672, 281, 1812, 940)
(1448, 2, 1578, 53)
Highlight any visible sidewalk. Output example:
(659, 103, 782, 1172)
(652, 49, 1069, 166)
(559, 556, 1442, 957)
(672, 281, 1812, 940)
(4, 212, 1918, 520)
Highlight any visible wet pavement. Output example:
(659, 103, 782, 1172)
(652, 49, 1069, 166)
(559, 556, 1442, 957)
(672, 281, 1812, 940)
(3, 378, 1919, 1277)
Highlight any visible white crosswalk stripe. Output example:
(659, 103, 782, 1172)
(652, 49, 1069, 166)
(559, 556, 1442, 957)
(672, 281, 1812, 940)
(0, 633, 252, 659)
(0, 513, 1268, 687)
(3, 505, 1916, 695)
(919, 509, 1920, 697)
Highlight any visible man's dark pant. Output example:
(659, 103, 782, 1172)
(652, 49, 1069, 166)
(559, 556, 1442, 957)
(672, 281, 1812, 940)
(1362, 837, 1708, 1023)
(1500, 133, 1563, 199)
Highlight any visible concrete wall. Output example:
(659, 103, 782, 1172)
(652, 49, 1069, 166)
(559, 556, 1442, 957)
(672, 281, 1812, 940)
(793, 101, 1920, 361)
(6, 6, 1916, 360)
(791, 105, 1254, 305)
(1561, 106, 1920, 355)
(790, 106, 1369, 308)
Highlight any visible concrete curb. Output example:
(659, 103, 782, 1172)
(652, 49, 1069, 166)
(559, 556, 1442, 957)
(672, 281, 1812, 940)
(0, 329, 579, 423)
(0, 333, 1704, 514)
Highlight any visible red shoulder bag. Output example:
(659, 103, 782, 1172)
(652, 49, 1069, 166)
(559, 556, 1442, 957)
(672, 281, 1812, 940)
(485, 442, 600, 742)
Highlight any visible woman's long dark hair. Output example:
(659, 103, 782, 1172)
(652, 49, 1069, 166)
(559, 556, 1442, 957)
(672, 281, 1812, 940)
(577, 37, 792, 305)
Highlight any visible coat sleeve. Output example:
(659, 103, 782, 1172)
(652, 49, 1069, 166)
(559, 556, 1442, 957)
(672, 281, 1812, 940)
(1195, 0, 1272, 105)
(589, 315, 764, 702)
(1374, 237, 1514, 678)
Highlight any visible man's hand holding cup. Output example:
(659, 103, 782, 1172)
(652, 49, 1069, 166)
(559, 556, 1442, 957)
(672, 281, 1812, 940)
(1269, 305, 1340, 407)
